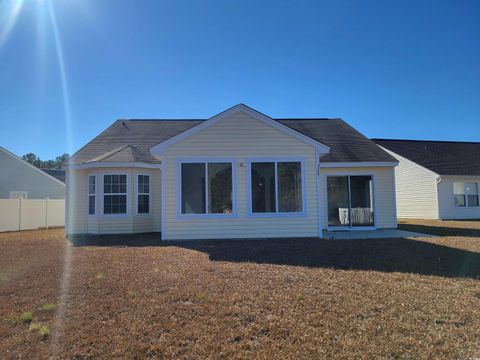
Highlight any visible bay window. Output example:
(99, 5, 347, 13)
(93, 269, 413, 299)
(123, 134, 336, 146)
(249, 160, 304, 214)
(180, 161, 233, 215)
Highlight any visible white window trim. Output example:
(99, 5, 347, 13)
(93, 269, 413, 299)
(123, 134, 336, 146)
(323, 172, 377, 231)
(453, 182, 479, 208)
(176, 158, 237, 219)
(99, 171, 130, 218)
(246, 157, 307, 218)
(135, 173, 152, 216)
(88, 175, 96, 217)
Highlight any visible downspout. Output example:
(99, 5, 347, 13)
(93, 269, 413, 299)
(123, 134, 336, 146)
(435, 175, 442, 219)
(316, 149, 323, 239)
(160, 159, 165, 241)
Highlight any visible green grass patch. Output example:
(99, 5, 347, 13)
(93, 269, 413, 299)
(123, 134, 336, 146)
(20, 312, 33, 323)
(195, 292, 206, 301)
(42, 303, 56, 311)
(95, 272, 105, 280)
(296, 293, 304, 301)
(29, 322, 41, 331)
(39, 325, 50, 338)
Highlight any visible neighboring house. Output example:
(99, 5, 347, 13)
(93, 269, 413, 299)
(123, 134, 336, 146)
(0, 146, 65, 199)
(65, 104, 398, 239)
(373, 139, 480, 220)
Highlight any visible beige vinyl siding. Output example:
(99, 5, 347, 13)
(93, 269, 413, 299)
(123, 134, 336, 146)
(66, 167, 161, 235)
(320, 166, 397, 229)
(66, 169, 88, 234)
(162, 111, 320, 240)
(380, 147, 439, 219)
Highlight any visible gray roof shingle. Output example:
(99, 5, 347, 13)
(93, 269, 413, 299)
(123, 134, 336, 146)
(69, 118, 396, 165)
(372, 139, 480, 176)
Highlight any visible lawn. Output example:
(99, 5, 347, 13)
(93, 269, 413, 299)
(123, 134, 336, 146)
(0, 223, 479, 359)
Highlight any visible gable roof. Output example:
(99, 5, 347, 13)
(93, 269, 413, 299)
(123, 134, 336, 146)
(372, 139, 480, 176)
(150, 104, 331, 155)
(0, 146, 66, 186)
(68, 106, 397, 166)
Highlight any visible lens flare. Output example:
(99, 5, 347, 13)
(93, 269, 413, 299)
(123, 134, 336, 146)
(0, 0, 24, 47)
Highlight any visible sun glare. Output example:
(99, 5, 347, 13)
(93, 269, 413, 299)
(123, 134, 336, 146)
(0, 0, 24, 46)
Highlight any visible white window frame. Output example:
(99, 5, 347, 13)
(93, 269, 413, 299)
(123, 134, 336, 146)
(453, 182, 479, 208)
(176, 158, 237, 219)
(100, 172, 130, 218)
(88, 175, 96, 216)
(246, 157, 307, 218)
(135, 173, 152, 216)
(323, 172, 377, 231)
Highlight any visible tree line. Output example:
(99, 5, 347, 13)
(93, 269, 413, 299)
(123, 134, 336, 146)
(22, 153, 70, 169)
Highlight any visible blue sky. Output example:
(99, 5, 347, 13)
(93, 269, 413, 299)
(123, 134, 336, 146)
(0, 0, 479, 160)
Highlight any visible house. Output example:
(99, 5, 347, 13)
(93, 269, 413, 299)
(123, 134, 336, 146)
(0, 146, 65, 199)
(65, 104, 398, 239)
(373, 139, 480, 220)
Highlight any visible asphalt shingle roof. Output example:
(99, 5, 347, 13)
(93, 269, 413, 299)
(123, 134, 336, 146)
(372, 139, 480, 176)
(40, 169, 66, 183)
(69, 118, 396, 165)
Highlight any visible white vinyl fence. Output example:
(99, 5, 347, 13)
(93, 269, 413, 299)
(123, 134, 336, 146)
(0, 199, 65, 232)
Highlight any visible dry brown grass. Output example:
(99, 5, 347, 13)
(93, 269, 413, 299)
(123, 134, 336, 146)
(1, 225, 480, 359)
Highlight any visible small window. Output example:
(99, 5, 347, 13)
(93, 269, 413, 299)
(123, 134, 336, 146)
(465, 183, 479, 207)
(180, 162, 233, 215)
(454, 182, 479, 207)
(103, 174, 127, 214)
(137, 174, 150, 214)
(88, 176, 96, 215)
(250, 160, 303, 214)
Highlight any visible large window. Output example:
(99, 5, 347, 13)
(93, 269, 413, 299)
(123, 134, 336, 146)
(88, 175, 96, 215)
(137, 174, 150, 214)
(327, 175, 374, 227)
(250, 161, 303, 214)
(180, 162, 233, 215)
(454, 182, 479, 207)
(103, 174, 127, 214)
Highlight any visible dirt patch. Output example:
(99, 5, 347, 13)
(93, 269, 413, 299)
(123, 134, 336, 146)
(0, 228, 479, 359)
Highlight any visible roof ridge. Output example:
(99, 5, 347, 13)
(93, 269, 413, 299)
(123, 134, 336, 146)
(125, 119, 206, 122)
(372, 138, 480, 144)
(276, 118, 342, 121)
(87, 144, 134, 163)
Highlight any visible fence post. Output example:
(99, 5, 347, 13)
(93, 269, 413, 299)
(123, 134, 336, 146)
(18, 198, 22, 231)
(45, 198, 49, 229)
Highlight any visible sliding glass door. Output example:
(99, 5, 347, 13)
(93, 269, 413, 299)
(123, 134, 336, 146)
(327, 175, 374, 228)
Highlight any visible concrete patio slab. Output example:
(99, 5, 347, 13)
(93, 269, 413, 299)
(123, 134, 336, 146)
(323, 229, 435, 240)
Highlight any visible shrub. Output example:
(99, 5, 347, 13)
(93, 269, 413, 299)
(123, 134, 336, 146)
(20, 312, 33, 323)
(42, 303, 56, 311)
